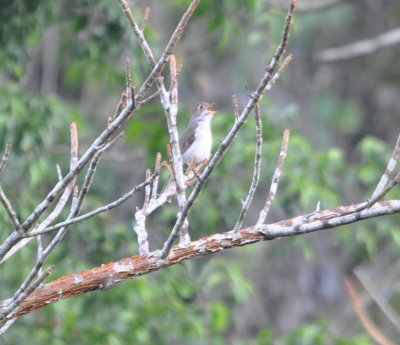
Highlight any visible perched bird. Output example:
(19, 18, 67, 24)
(163, 102, 216, 193)
(180, 102, 216, 168)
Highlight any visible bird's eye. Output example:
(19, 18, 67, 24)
(198, 104, 204, 111)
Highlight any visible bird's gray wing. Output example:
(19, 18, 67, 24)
(180, 122, 196, 154)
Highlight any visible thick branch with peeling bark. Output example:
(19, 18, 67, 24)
(1, 199, 399, 321)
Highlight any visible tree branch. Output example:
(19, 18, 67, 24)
(316, 27, 400, 62)
(1, 198, 399, 322)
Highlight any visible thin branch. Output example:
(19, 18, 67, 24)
(232, 95, 239, 122)
(262, 54, 293, 97)
(134, 169, 152, 255)
(138, 89, 162, 107)
(0, 187, 21, 232)
(119, 0, 157, 66)
(345, 278, 397, 345)
(160, 0, 297, 259)
(2, 198, 400, 321)
(151, 152, 162, 197)
(161, 55, 189, 244)
(0, 141, 12, 175)
(76, 131, 125, 211)
(134, 0, 200, 101)
(56, 164, 62, 181)
(317, 27, 400, 62)
(257, 129, 290, 226)
(140, 7, 150, 32)
(371, 133, 400, 200)
(233, 104, 263, 232)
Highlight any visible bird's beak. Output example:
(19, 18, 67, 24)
(206, 103, 216, 115)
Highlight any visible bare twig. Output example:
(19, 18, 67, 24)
(133, 169, 152, 255)
(345, 278, 397, 345)
(119, 0, 157, 66)
(257, 129, 290, 226)
(152, 152, 162, 197)
(262, 54, 292, 97)
(76, 131, 125, 211)
(0, 142, 12, 175)
(138, 89, 162, 107)
(56, 164, 62, 181)
(371, 134, 400, 200)
(140, 7, 150, 32)
(160, 0, 297, 259)
(134, 0, 200, 101)
(317, 27, 400, 62)
(232, 95, 239, 122)
(234, 104, 263, 232)
(161, 55, 190, 244)
(335, 134, 400, 220)
(0, 187, 21, 232)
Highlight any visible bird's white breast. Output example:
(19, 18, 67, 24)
(182, 120, 212, 165)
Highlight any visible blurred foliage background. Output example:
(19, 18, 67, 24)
(1, 0, 400, 344)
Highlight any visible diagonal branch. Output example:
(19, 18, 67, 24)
(1, 198, 400, 322)
(371, 133, 400, 200)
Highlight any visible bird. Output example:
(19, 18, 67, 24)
(162, 102, 216, 194)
